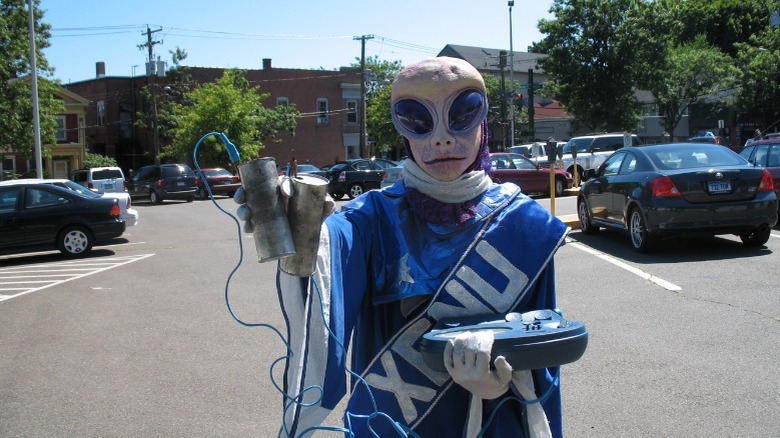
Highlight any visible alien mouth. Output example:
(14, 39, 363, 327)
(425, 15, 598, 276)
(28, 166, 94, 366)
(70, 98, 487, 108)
(425, 156, 466, 165)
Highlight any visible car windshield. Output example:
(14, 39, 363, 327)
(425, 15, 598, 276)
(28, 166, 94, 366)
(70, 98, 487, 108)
(563, 138, 593, 154)
(647, 145, 746, 169)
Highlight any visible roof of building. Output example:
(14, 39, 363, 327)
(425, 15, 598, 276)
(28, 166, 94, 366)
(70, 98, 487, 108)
(437, 44, 547, 74)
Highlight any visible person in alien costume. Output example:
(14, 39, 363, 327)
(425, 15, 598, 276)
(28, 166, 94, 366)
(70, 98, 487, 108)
(237, 56, 569, 437)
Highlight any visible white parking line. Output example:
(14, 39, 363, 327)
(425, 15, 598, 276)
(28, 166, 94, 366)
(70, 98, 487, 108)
(566, 239, 682, 291)
(0, 254, 155, 302)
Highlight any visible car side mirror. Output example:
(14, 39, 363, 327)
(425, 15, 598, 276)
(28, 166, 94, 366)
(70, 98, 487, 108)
(583, 169, 596, 179)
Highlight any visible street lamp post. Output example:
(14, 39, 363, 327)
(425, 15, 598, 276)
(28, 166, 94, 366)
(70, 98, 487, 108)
(508, 1, 515, 148)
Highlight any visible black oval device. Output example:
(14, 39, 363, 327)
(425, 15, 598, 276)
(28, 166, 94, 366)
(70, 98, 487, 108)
(419, 309, 588, 372)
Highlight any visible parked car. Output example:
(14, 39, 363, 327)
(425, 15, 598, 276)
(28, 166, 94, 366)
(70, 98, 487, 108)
(489, 153, 573, 197)
(70, 167, 127, 194)
(322, 158, 398, 199)
(577, 143, 778, 252)
(128, 164, 197, 204)
(194, 167, 241, 200)
(380, 157, 407, 189)
(738, 137, 780, 212)
(0, 179, 138, 227)
(0, 182, 125, 256)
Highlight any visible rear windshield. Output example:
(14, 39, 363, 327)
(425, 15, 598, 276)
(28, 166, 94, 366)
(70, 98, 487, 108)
(92, 169, 123, 180)
(647, 145, 746, 169)
(161, 165, 194, 178)
(203, 168, 232, 177)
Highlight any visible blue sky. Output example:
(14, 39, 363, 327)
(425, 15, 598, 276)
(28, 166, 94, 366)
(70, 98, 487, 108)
(39, 0, 554, 84)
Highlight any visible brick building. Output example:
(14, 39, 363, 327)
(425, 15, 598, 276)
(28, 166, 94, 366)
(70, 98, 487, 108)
(62, 60, 363, 174)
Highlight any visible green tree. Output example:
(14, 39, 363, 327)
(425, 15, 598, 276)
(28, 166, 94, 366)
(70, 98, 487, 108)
(652, 36, 738, 136)
(0, 0, 64, 159)
(352, 55, 403, 100)
(165, 69, 299, 169)
(366, 84, 403, 158)
(84, 152, 118, 168)
(532, 0, 653, 132)
(735, 27, 780, 131)
(352, 56, 404, 158)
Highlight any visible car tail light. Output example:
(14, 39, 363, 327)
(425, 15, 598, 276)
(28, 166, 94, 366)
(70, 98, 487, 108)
(758, 168, 775, 191)
(109, 204, 121, 217)
(194, 176, 200, 186)
(157, 179, 165, 188)
(88, 182, 94, 189)
(338, 171, 346, 182)
(123, 180, 127, 191)
(382, 171, 388, 180)
(126, 197, 131, 208)
(649, 176, 681, 197)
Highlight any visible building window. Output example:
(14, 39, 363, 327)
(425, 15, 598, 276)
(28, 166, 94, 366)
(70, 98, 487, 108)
(277, 97, 289, 107)
(317, 98, 329, 125)
(1, 157, 16, 180)
(97, 100, 105, 126)
(55, 116, 66, 142)
(347, 100, 358, 124)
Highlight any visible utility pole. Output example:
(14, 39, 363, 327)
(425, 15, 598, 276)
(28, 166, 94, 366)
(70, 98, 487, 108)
(528, 68, 535, 141)
(354, 35, 374, 158)
(27, 0, 43, 178)
(499, 51, 508, 150)
(139, 26, 162, 163)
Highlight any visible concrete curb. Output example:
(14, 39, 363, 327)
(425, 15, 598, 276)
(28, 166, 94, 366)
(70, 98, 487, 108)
(558, 214, 580, 230)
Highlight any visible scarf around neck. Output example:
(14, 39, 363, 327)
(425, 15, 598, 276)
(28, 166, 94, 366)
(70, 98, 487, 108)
(402, 159, 492, 225)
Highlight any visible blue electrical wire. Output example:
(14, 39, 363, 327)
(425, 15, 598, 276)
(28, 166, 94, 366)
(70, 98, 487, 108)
(193, 131, 556, 438)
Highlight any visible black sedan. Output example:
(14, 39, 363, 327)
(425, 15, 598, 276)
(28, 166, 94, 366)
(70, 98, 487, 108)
(577, 143, 778, 252)
(489, 152, 573, 197)
(0, 182, 126, 257)
(322, 158, 397, 199)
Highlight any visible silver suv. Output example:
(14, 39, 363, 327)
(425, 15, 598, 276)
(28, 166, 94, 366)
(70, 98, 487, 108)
(71, 167, 127, 194)
(561, 133, 642, 181)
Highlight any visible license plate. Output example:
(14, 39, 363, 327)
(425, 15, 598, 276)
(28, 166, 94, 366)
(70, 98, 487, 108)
(707, 181, 731, 193)
(177, 181, 185, 187)
(103, 182, 114, 189)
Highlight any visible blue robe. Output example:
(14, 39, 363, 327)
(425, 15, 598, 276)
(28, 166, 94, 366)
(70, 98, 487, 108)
(277, 181, 569, 437)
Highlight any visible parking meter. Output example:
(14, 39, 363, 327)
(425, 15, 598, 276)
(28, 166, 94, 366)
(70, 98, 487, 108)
(546, 138, 557, 165)
(546, 138, 558, 215)
(570, 140, 579, 187)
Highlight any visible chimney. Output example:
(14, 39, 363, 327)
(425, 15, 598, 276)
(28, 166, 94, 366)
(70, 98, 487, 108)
(96, 62, 106, 78)
(262, 58, 272, 70)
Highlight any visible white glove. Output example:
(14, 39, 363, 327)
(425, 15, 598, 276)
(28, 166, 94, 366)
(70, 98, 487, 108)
(444, 330, 512, 400)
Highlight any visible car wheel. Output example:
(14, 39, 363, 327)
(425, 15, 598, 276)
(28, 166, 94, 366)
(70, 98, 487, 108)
(348, 184, 364, 199)
(330, 192, 344, 201)
(57, 225, 93, 256)
(740, 226, 771, 247)
(150, 190, 162, 205)
(554, 176, 566, 197)
(628, 207, 655, 252)
(198, 187, 208, 200)
(577, 198, 599, 234)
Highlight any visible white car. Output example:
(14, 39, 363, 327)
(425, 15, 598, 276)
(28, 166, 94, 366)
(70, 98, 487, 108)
(0, 178, 138, 227)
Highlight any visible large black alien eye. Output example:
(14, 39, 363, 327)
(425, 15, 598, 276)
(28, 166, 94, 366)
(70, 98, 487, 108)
(393, 99, 434, 135)
(448, 90, 485, 132)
